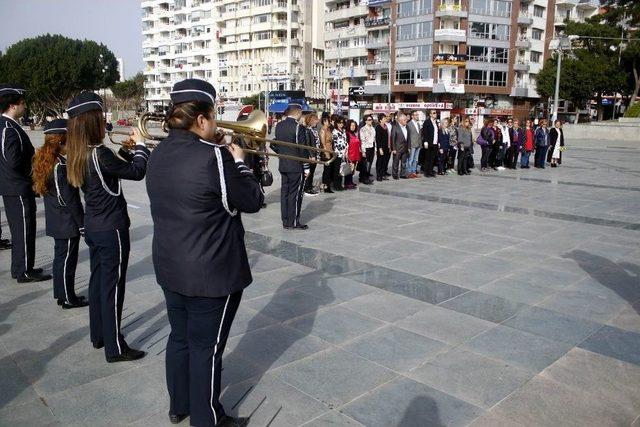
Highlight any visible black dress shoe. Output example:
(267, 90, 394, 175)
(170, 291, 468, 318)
(324, 188, 334, 193)
(61, 300, 89, 309)
(169, 414, 189, 424)
(293, 224, 308, 230)
(0, 239, 11, 250)
(93, 341, 104, 349)
(106, 348, 146, 363)
(58, 296, 86, 306)
(260, 203, 267, 208)
(17, 271, 52, 283)
(217, 416, 249, 427)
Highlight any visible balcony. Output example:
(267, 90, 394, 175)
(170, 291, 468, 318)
(517, 13, 533, 25)
(432, 78, 465, 93)
(434, 28, 467, 43)
(325, 47, 368, 60)
(577, 0, 599, 9)
(432, 53, 467, 66)
(555, 0, 579, 6)
(366, 59, 389, 70)
(435, 4, 468, 18)
(365, 37, 389, 49)
(326, 5, 368, 22)
(364, 80, 390, 94)
(364, 17, 390, 28)
(325, 66, 367, 79)
(515, 38, 532, 48)
(513, 61, 530, 71)
(325, 25, 368, 41)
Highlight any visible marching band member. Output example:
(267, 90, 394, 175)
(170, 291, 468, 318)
(146, 79, 263, 427)
(32, 119, 88, 309)
(65, 92, 149, 362)
(0, 84, 51, 282)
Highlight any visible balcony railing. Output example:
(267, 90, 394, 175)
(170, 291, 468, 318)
(435, 4, 468, 18)
(433, 53, 467, 65)
(364, 17, 390, 27)
(434, 28, 467, 43)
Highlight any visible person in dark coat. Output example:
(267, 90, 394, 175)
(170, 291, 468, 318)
(146, 79, 262, 427)
(273, 104, 309, 229)
(32, 119, 87, 308)
(375, 114, 390, 181)
(421, 109, 439, 177)
(534, 119, 550, 168)
(390, 113, 409, 179)
(0, 84, 51, 282)
(65, 92, 149, 363)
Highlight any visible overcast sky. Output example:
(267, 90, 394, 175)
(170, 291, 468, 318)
(0, 0, 144, 79)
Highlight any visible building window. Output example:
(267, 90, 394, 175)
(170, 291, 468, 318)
(532, 28, 543, 40)
(397, 0, 433, 18)
(470, 0, 511, 17)
(530, 51, 542, 63)
(533, 5, 545, 17)
(254, 14, 269, 24)
(417, 45, 432, 61)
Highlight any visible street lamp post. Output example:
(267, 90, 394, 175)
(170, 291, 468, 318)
(551, 36, 578, 122)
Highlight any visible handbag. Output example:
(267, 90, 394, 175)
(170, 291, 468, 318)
(339, 160, 351, 176)
(260, 165, 273, 187)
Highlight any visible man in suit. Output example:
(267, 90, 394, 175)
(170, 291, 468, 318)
(406, 111, 422, 178)
(421, 109, 439, 178)
(391, 113, 409, 179)
(273, 104, 309, 230)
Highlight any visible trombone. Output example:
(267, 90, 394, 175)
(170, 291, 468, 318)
(217, 110, 336, 166)
(107, 112, 166, 149)
(108, 110, 336, 166)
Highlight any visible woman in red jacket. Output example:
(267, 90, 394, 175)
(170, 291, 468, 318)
(345, 120, 362, 190)
(520, 119, 535, 168)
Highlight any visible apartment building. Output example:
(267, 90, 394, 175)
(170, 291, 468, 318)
(327, 0, 600, 115)
(142, 0, 325, 110)
(142, 0, 218, 110)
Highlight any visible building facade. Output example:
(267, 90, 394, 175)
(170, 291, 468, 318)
(327, 0, 600, 116)
(142, 0, 325, 110)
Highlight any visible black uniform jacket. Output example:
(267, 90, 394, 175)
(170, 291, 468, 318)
(421, 119, 438, 146)
(81, 144, 149, 232)
(272, 117, 306, 173)
(0, 115, 35, 196)
(44, 156, 84, 238)
(146, 129, 264, 298)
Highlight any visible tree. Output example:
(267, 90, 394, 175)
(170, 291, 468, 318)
(241, 93, 261, 110)
(111, 72, 145, 115)
(602, 0, 640, 105)
(536, 19, 629, 121)
(0, 34, 119, 121)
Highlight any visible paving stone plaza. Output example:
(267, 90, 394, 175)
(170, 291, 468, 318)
(1, 131, 639, 426)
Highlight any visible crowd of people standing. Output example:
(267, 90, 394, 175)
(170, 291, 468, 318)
(297, 110, 566, 196)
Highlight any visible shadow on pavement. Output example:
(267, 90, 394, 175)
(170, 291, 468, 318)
(398, 395, 443, 427)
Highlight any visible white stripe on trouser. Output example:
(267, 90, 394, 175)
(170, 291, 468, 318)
(210, 295, 231, 425)
(63, 239, 71, 303)
(293, 174, 304, 226)
(18, 196, 27, 271)
(115, 230, 123, 355)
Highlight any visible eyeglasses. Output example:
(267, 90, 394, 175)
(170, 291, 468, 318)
(366, 118, 373, 121)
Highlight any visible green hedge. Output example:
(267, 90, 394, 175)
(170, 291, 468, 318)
(625, 102, 640, 118)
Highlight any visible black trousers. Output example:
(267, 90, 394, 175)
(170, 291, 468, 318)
(535, 146, 548, 168)
(333, 158, 344, 189)
(437, 148, 449, 174)
(480, 145, 491, 169)
(322, 158, 334, 187)
(375, 150, 389, 179)
(303, 163, 317, 192)
(3, 195, 36, 277)
(489, 143, 501, 168)
(392, 151, 408, 178)
(85, 228, 130, 359)
(447, 148, 457, 170)
(53, 236, 80, 303)
(423, 146, 437, 176)
(280, 172, 304, 227)
(163, 288, 242, 427)
(359, 147, 375, 181)
(457, 149, 470, 174)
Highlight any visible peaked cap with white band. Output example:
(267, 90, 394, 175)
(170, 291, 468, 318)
(43, 118, 68, 135)
(0, 84, 26, 97)
(66, 92, 103, 118)
(170, 79, 216, 106)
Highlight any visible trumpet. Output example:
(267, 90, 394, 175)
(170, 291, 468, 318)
(107, 112, 166, 149)
(217, 110, 336, 166)
(109, 110, 336, 166)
